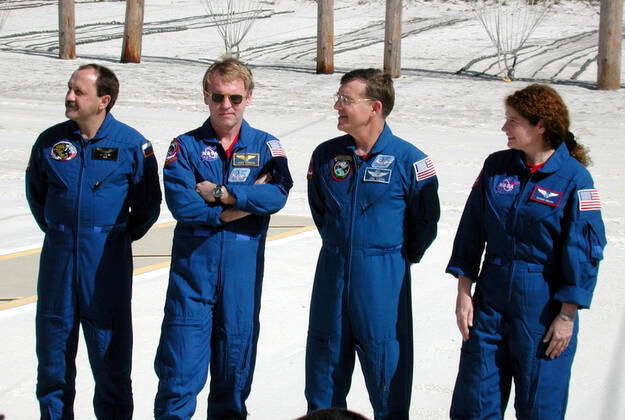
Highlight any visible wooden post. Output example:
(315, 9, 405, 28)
(597, 0, 623, 90)
(384, 0, 402, 78)
(121, 0, 144, 63)
(317, 0, 334, 74)
(58, 0, 76, 59)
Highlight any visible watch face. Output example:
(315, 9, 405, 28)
(214, 186, 224, 199)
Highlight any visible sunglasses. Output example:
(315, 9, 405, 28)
(205, 91, 245, 105)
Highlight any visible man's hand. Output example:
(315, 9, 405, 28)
(456, 275, 474, 341)
(196, 181, 235, 205)
(196, 180, 217, 202)
(543, 302, 577, 359)
(255, 172, 272, 185)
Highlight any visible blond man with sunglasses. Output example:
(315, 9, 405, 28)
(154, 58, 293, 419)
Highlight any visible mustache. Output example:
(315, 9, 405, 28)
(65, 101, 76, 108)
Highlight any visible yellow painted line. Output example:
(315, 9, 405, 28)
(151, 221, 176, 230)
(0, 222, 315, 311)
(0, 247, 41, 261)
(0, 221, 177, 262)
(133, 261, 171, 276)
(0, 295, 37, 311)
(267, 225, 316, 241)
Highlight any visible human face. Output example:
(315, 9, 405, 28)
(204, 73, 252, 135)
(501, 105, 546, 155)
(334, 79, 376, 135)
(65, 68, 108, 124)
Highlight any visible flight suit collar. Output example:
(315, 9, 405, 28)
(344, 123, 393, 157)
(512, 141, 569, 174)
(200, 118, 251, 151)
(67, 112, 116, 143)
(537, 142, 569, 174)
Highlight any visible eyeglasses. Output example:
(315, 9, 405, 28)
(205, 91, 245, 105)
(333, 94, 375, 106)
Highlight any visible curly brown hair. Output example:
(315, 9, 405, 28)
(505, 84, 591, 166)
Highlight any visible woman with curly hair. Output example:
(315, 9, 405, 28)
(446, 84, 607, 419)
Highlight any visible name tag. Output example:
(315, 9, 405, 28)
(363, 167, 391, 183)
(371, 154, 395, 168)
(228, 167, 251, 183)
(92, 147, 118, 161)
(233, 153, 260, 167)
(529, 185, 563, 207)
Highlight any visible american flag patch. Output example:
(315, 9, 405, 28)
(267, 140, 286, 157)
(578, 189, 601, 211)
(414, 157, 436, 181)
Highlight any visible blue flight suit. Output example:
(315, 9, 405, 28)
(154, 119, 292, 419)
(306, 124, 440, 420)
(25, 112, 162, 420)
(446, 142, 607, 420)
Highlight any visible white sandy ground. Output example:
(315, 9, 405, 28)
(0, 0, 624, 418)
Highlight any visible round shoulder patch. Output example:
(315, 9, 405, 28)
(165, 138, 180, 166)
(50, 141, 77, 161)
(332, 156, 352, 181)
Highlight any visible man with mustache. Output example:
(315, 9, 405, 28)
(26, 63, 162, 419)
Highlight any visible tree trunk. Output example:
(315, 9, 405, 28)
(58, 0, 76, 59)
(317, 0, 334, 74)
(597, 0, 623, 90)
(384, 0, 402, 78)
(121, 0, 145, 63)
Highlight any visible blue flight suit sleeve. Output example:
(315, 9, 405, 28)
(306, 152, 325, 232)
(555, 176, 607, 309)
(25, 136, 48, 232)
(405, 156, 441, 264)
(227, 147, 293, 215)
(446, 165, 487, 280)
(128, 141, 162, 241)
(164, 138, 224, 226)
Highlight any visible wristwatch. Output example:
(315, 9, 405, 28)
(213, 185, 224, 202)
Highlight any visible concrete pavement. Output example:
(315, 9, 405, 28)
(0, 214, 314, 311)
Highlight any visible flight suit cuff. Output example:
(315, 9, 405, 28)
(445, 265, 476, 281)
(228, 186, 248, 210)
(207, 207, 225, 226)
(554, 286, 593, 309)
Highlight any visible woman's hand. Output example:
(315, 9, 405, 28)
(456, 275, 474, 341)
(543, 303, 577, 359)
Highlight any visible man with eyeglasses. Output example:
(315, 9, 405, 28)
(154, 58, 293, 419)
(305, 69, 440, 419)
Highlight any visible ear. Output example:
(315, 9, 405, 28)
(99, 95, 111, 112)
(536, 120, 546, 135)
(371, 100, 383, 115)
(245, 91, 253, 106)
(203, 91, 211, 106)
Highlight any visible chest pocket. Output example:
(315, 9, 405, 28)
(46, 158, 73, 193)
(228, 149, 264, 184)
(87, 147, 132, 193)
(519, 182, 570, 228)
(486, 174, 522, 224)
(358, 165, 397, 213)
(319, 172, 344, 215)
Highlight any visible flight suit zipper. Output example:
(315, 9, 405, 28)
(74, 139, 87, 289)
(217, 142, 235, 299)
(508, 168, 533, 301)
(345, 153, 362, 311)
